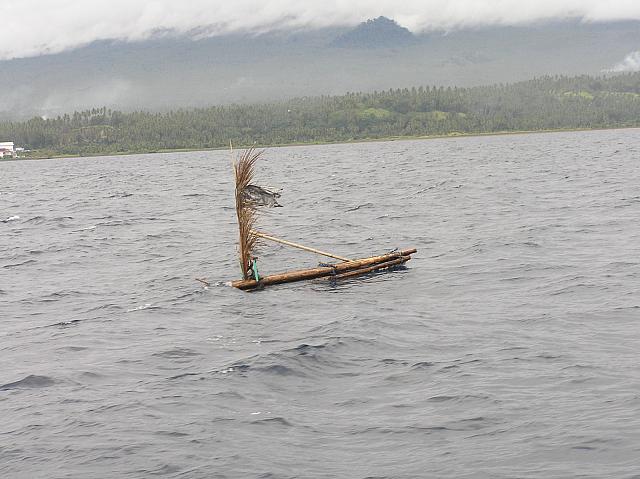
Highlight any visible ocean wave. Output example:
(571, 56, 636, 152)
(2, 259, 37, 269)
(0, 375, 55, 391)
(24, 215, 46, 224)
(126, 303, 154, 313)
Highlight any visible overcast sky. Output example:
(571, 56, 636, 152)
(3, 0, 640, 60)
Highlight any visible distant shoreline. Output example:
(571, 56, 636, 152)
(4, 73, 640, 162)
(9, 125, 640, 162)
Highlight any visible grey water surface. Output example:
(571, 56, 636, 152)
(1, 130, 640, 478)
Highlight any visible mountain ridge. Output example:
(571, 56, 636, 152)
(332, 16, 416, 48)
(2, 20, 640, 120)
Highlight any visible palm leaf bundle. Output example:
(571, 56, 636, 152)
(233, 147, 263, 279)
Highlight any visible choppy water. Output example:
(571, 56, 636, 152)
(2, 129, 640, 478)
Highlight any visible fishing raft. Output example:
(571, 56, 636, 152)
(230, 148, 416, 291)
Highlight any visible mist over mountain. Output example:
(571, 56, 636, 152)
(2, 19, 640, 120)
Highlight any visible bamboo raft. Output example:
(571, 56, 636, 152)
(232, 248, 417, 290)
(228, 147, 416, 291)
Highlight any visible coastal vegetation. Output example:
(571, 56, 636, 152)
(2, 73, 640, 158)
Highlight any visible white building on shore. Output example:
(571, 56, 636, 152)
(0, 141, 16, 158)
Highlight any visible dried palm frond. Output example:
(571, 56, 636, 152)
(234, 146, 263, 279)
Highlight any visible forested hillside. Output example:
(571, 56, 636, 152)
(2, 73, 640, 157)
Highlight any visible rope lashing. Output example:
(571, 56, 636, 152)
(318, 262, 338, 276)
(249, 257, 260, 281)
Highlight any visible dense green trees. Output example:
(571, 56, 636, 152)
(2, 73, 640, 157)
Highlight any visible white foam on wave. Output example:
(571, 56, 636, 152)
(126, 303, 152, 313)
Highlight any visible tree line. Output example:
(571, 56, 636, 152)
(2, 73, 640, 157)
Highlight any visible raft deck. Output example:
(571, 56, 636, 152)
(232, 248, 417, 290)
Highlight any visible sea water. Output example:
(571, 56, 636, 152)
(1, 129, 639, 478)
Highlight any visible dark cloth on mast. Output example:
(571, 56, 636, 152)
(243, 185, 282, 207)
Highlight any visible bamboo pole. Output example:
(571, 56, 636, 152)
(329, 256, 409, 281)
(231, 249, 416, 290)
(251, 230, 352, 262)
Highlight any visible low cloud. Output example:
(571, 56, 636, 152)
(610, 51, 640, 72)
(0, 78, 132, 119)
(40, 79, 133, 113)
(3, 0, 640, 61)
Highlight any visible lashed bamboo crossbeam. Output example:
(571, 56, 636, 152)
(328, 256, 410, 281)
(232, 249, 417, 290)
(252, 230, 352, 262)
